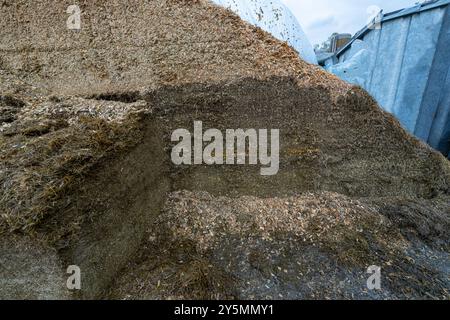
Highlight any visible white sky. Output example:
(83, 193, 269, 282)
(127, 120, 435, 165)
(281, 0, 420, 45)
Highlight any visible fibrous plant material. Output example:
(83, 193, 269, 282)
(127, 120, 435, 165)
(0, 0, 449, 299)
(109, 191, 449, 300)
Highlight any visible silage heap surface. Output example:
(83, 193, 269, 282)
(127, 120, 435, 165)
(0, 0, 449, 299)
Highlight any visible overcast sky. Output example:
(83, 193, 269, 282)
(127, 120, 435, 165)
(281, 0, 420, 45)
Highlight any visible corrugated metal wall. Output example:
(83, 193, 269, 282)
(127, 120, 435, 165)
(329, 3, 450, 158)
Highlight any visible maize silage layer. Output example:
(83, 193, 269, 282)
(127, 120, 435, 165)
(0, 0, 449, 299)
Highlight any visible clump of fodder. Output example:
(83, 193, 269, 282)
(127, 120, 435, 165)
(0, 110, 147, 242)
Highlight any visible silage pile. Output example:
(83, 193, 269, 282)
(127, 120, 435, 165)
(0, 0, 449, 299)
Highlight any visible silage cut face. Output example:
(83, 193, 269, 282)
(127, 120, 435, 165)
(211, 0, 318, 64)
